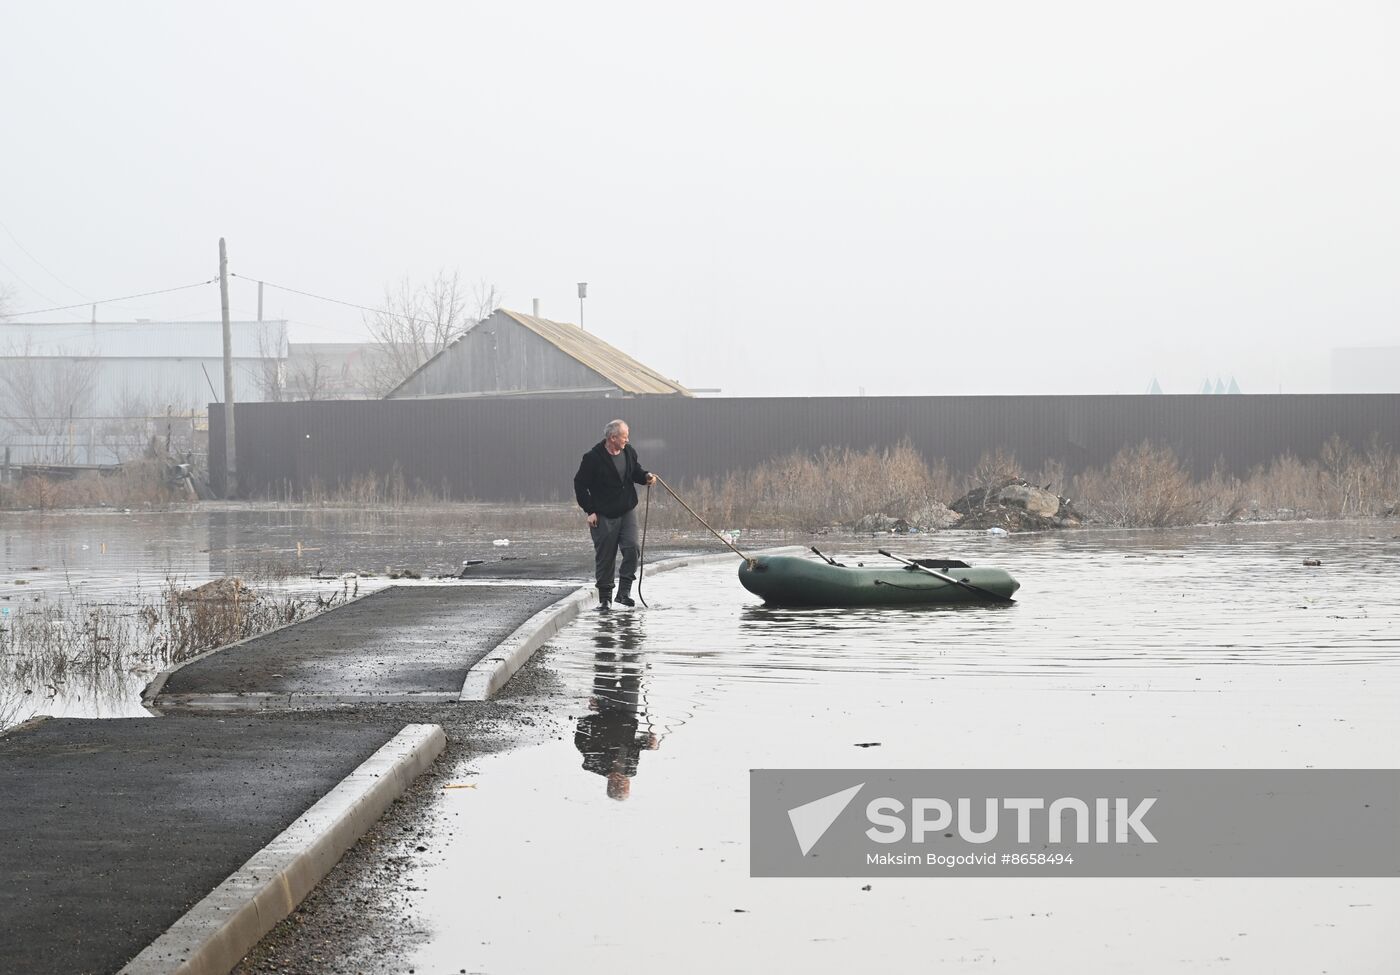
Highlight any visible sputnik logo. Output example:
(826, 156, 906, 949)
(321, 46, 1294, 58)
(787, 783, 864, 856)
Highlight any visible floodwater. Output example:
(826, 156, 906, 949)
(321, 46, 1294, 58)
(404, 522, 1400, 973)
(0, 505, 600, 730)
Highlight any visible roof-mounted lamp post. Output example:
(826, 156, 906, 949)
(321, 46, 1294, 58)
(577, 282, 587, 331)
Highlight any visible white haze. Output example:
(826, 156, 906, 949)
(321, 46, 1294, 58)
(1, 1, 1396, 396)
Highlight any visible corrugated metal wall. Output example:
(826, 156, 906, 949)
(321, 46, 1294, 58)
(211, 395, 1400, 500)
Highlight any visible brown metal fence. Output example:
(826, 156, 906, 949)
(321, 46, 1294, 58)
(210, 395, 1400, 501)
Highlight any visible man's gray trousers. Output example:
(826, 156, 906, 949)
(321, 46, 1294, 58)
(590, 508, 639, 597)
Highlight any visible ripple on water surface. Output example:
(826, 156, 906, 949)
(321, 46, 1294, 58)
(551, 524, 1400, 696)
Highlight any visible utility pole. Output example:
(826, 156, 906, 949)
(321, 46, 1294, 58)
(257, 280, 263, 323)
(577, 282, 587, 331)
(219, 238, 237, 498)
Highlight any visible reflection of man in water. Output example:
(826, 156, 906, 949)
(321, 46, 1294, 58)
(574, 614, 658, 800)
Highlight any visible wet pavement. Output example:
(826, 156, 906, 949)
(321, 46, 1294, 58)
(0, 715, 402, 975)
(155, 583, 574, 706)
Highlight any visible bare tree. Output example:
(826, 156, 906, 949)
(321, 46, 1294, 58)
(0, 337, 100, 463)
(362, 271, 499, 396)
(98, 381, 202, 464)
(287, 344, 334, 401)
(250, 321, 289, 403)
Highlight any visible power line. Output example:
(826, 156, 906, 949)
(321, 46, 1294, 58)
(0, 252, 64, 308)
(3, 279, 217, 318)
(231, 273, 461, 329)
(0, 217, 92, 300)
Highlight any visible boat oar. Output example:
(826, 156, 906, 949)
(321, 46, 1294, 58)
(876, 549, 1015, 603)
(811, 546, 845, 567)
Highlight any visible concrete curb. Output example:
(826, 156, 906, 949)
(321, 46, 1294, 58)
(117, 722, 446, 975)
(459, 546, 806, 701)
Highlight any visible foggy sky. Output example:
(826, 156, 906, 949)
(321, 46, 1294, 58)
(1, 1, 1396, 396)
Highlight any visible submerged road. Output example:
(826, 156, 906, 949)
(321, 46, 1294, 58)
(0, 539, 714, 975)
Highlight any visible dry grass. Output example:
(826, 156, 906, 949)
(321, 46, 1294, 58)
(1070, 437, 1399, 526)
(276, 462, 455, 507)
(651, 441, 957, 531)
(1071, 442, 1211, 527)
(0, 576, 354, 731)
(19, 436, 1395, 530)
(0, 460, 182, 511)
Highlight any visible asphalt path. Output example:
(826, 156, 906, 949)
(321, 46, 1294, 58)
(155, 584, 575, 703)
(0, 716, 401, 975)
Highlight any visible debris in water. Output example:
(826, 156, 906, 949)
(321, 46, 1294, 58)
(986, 527, 1009, 537)
(493, 538, 511, 547)
(178, 578, 252, 602)
(443, 783, 478, 790)
(1302, 559, 1322, 567)
(854, 742, 882, 748)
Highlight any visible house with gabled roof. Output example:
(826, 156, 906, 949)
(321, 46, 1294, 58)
(384, 308, 691, 399)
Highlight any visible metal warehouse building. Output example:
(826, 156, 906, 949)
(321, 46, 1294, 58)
(0, 319, 286, 464)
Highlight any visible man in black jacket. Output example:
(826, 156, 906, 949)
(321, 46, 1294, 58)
(573, 419, 657, 611)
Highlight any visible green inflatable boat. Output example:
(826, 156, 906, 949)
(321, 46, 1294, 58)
(737, 551, 1019, 607)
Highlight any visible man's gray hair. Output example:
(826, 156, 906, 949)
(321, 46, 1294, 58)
(603, 419, 628, 439)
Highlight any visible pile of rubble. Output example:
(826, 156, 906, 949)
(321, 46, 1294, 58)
(851, 501, 960, 534)
(849, 477, 1083, 534)
(177, 577, 255, 603)
(950, 477, 1083, 531)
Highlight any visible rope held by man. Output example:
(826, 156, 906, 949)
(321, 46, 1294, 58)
(636, 482, 651, 608)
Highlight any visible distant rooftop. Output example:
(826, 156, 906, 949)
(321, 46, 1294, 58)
(494, 308, 690, 396)
(388, 308, 691, 398)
